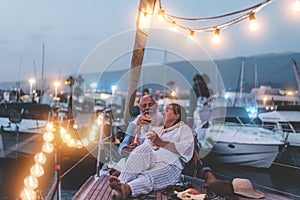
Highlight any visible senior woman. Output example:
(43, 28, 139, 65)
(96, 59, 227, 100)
(109, 103, 194, 200)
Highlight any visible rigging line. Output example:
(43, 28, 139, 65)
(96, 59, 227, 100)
(164, 0, 269, 21)
(60, 144, 97, 179)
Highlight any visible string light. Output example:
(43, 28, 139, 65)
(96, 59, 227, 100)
(142, 0, 276, 42)
(189, 30, 195, 40)
(211, 29, 221, 44)
(158, 10, 165, 21)
(170, 21, 177, 32)
(23, 175, 38, 190)
(30, 163, 44, 178)
(34, 152, 47, 165)
(293, 0, 300, 11)
(20, 188, 36, 200)
(249, 13, 259, 31)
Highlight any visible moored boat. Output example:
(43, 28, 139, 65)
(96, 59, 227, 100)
(195, 106, 286, 168)
(0, 102, 53, 158)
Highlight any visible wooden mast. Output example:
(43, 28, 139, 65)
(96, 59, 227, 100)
(123, 0, 157, 124)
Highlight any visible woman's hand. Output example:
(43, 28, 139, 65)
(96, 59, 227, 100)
(129, 142, 139, 151)
(147, 131, 162, 147)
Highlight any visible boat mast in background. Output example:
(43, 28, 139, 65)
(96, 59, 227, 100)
(254, 64, 259, 89)
(41, 43, 45, 93)
(292, 58, 300, 96)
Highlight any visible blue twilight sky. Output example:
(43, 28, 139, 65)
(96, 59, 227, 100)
(0, 0, 299, 83)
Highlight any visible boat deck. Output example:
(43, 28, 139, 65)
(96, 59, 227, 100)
(72, 174, 292, 200)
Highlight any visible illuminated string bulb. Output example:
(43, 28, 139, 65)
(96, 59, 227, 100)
(139, 11, 151, 29)
(82, 138, 90, 147)
(158, 10, 165, 21)
(170, 21, 177, 32)
(34, 152, 47, 165)
(211, 29, 221, 44)
(30, 163, 44, 178)
(73, 124, 78, 129)
(20, 188, 36, 200)
(43, 131, 54, 142)
(42, 142, 54, 153)
(249, 13, 259, 31)
(46, 122, 55, 132)
(189, 30, 195, 40)
(75, 140, 83, 149)
(23, 175, 38, 190)
(67, 138, 76, 147)
(293, 0, 300, 11)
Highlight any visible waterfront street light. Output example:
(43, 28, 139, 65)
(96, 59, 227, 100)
(111, 85, 117, 95)
(54, 81, 60, 98)
(29, 78, 36, 96)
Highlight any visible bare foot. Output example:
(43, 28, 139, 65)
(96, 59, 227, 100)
(109, 168, 121, 177)
(109, 176, 131, 200)
(203, 171, 218, 188)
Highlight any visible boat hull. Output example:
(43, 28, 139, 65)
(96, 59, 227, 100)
(206, 142, 280, 168)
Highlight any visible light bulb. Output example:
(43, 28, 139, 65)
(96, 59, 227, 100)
(75, 140, 83, 149)
(46, 122, 55, 132)
(42, 142, 54, 153)
(189, 30, 195, 40)
(34, 152, 47, 165)
(30, 163, 44, 178)
(158, 10, 165, 21)
(82, 138, 90, 147)
(211, 29, 221, 45)
(67, 138, 75, 147)
(249, 13, 259, 31)
(24, 175, 38, 190)
(170, 21, 177, 32)
(43, 131, 54, 142)
(139, 11, 151, 29)
(20, 188, 36, 200)
(293, 0, 300, 11)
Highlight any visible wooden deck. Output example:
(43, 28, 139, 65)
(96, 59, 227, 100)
(72, 174, 293, 200)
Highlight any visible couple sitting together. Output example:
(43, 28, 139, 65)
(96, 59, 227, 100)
(109, 95, 224, 200)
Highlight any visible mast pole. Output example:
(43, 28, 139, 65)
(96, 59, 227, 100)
(123, 0, 157, 124)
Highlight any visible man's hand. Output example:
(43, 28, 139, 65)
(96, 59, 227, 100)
(136, 115, 152, 126)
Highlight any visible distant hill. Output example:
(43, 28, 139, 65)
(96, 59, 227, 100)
(1, 52, 300, 93)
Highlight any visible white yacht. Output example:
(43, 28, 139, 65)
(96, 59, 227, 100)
(195, 107, 285, 168)
(258, 105, 300, 147)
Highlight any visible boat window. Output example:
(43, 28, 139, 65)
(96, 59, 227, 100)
(290, 122, 300, 133)
(262, 122, 276, 131)
(279, 122, 293, 133)
(238, 117, 253, 125)
(224, 117, 240, 123)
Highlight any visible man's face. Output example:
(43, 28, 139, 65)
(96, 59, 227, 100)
(139, 97, 156, 115)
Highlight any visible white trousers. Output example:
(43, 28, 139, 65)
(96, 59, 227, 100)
(118, 143, 181, 197)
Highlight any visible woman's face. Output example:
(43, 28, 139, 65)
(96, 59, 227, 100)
(163, 104, 179, 126)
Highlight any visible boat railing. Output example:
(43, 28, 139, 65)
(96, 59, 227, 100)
(95, 108, 115, 178)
